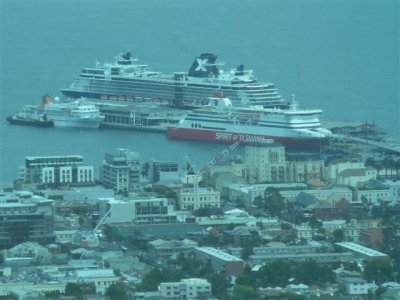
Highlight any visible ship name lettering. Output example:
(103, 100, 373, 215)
(216, 132, 233, 140)
(239, 134, 264, 142)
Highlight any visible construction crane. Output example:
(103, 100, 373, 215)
(181, 142, 240, 209)
(181, 141, 240, 185)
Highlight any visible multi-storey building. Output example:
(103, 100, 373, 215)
(285, 153, 325, 183)
(194, 247, 244, 276)
(100, 148, 140, 193)
(17, 155, 94, 189)
(324, 161, 368, 184)
(337, 168, 377, 187)
(294, 223, 313, 242)
(148, 239, 199, 261)
(207, 159, 244, 178)
(245, 140, 286, 184)
(0, 191, 54, 249)
(99, 196, 177, 225)
(159, 278, 212, 300)
(147, 160, 179, 183)
(354, 187, 392, 204)
(178, 187, 220, 210)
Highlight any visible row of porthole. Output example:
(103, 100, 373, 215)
(191, 123, 202, 128)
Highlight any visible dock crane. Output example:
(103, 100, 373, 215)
(181, 142, 240, 209)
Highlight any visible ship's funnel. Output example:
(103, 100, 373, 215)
(188, 53, 220, 78)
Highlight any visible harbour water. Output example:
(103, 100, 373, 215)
(0, 0, 399, 186)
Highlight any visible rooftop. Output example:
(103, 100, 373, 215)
(195, 247, 243, 262)
(336, 242, 388, 257)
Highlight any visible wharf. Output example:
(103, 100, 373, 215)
(323, 120, 400, 155)
(96, 102, 187, 132)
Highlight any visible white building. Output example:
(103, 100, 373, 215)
(324, 161, 365, 183)
(322, 220, 346, 233)
(54, 230, 77, 244)
(98, 196, 177, 225)
(74, 269, 119, 295)
(294, 224, 313, 242)
(18, 155, 94, 188)
(382, 180, 400, 202)
(178, 187, 220, 210)
(344, 225, 361, 242)
(340, 277, 369, 295)
(159, 278, 212, 299)
(245, 140, 286, 184)
(354, 188, 393, 203)
(337, 168, 377, 187)
(101, 148, 141, 193)
(285, 153, 325, 183)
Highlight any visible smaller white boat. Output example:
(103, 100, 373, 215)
(44, 96, 104, 128)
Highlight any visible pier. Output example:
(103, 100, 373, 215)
(97, 103, 186, 132)
(329, 134, 400, 155)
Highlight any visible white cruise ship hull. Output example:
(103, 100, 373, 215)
(61, 52, 285, 108)
(50, 116, 103, 128)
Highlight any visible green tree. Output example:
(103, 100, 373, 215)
(364, 258, 394, 284)
(207, 272, 228, 299)
(241, 244, 254, 260)
(260, 260, 292, 286)
(65, 283, 85, 300)
(332, 228, 344, 242)
(395, 160, 400, 177)
(136, 268, 182, 292)
(294, 260, 335, 284)
(194, 207, 223, 217)
(233, 284, 256, 300)
(263, 187, 285, 217)
(253, 195, 264, 210)
(44, 290, 61, 299)
(365, 157, 375, 168)
(0, 253, 4, 265)
(105, 282, 128, 300)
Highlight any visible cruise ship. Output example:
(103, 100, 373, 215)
(60, 52, 285, 108)
(43, 97, 104, 128)
(167, 94, 332, 150)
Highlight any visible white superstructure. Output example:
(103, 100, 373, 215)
(168, 94, 332, 150)
(44, 99, 104, 128)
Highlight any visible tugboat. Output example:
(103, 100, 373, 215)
(6, 98, 53, 127)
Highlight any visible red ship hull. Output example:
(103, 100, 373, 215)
(167, 127, 326, 150)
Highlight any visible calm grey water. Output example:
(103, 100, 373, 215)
(0, 0, 399, 186)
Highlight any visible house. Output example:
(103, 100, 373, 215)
(294, 224, 313, 242)
(307, 200, 339, 221)
(340, 277, 369, 296)
(337, 168, 377, 187)
(147, 239, 199, 261)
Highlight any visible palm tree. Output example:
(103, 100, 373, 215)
(383, 158, 391, 178)
(365, 157, 375, 168)
(396, 160, 400, 178)
(388, 158, 396, 178)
